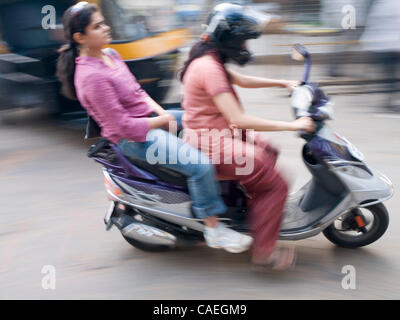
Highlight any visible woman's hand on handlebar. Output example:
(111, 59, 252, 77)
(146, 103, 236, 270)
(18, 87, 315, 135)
(283, 80, 301, 94)
(292, 117, 315, 133)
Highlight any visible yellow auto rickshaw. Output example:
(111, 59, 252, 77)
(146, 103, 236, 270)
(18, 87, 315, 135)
(0, 0, 190, 122)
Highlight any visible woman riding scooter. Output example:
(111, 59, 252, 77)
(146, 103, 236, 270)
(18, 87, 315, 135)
(56, 1, 253, 254)
(180, 3, 315, 269)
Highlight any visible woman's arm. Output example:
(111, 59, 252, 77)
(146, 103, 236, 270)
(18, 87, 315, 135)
(213, 92, 314, 132)
(147, 113, 175, 130)
(227, 68, 298, 92)
(144, 96, 178, 131)
(83, 73, 172, 141)
(145, 96, 168, 116)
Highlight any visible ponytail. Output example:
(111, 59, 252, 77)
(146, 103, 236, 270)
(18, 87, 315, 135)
(56, 42, 79, 100)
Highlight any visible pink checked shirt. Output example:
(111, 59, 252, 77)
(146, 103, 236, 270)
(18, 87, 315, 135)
(74, 49, 154, 143)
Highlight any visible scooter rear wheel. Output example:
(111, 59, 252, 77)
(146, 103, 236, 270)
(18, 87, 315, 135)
(323, 203, 389, 248)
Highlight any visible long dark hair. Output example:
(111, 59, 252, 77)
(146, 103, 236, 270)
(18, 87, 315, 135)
(56, 3, 98, 100)
(179, 40, 228, 82)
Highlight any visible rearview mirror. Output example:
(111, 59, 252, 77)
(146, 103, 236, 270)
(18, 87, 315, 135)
(291, 43, 309, 61)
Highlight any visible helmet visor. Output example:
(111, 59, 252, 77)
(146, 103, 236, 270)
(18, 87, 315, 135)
(242, 6, 272, 33)
(206, 3, 272, 37)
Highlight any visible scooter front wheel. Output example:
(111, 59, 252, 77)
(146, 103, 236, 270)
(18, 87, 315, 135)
(323, 203, 389, 248)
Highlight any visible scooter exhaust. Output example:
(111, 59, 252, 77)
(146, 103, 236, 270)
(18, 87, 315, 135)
(121, 222, 177, 246)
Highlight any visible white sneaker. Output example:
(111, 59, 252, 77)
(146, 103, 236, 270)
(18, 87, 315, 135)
(204, 223, 253, 253)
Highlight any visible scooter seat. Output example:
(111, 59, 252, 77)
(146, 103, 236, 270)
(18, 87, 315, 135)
(87, 138, 188, 187)
(127, 157, 235, 185)
(124, 156, 188, 187)
(88, 138, 231, 187)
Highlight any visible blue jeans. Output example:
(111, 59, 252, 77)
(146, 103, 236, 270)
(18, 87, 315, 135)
(117, 110, 227, 218)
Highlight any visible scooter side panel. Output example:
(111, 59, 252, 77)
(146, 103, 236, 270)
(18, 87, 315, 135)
(332, 167, 394, 205)
(113, 176, 194, 218)
(282, 180, 348, 232)
(280, 193, 355, 240)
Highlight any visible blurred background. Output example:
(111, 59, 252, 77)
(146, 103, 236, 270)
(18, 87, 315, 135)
(1, 0, 400, 120)
(0, 0, 399, 299)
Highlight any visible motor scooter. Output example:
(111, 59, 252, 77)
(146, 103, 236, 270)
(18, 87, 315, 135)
(87, 44, 393, 251)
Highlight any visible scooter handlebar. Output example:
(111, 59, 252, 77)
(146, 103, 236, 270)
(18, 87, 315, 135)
(302, 56, 311, 84)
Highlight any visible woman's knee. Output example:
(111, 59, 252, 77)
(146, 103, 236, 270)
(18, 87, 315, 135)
(248, 156, 289, 198)
(193, 161, 216, 180)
